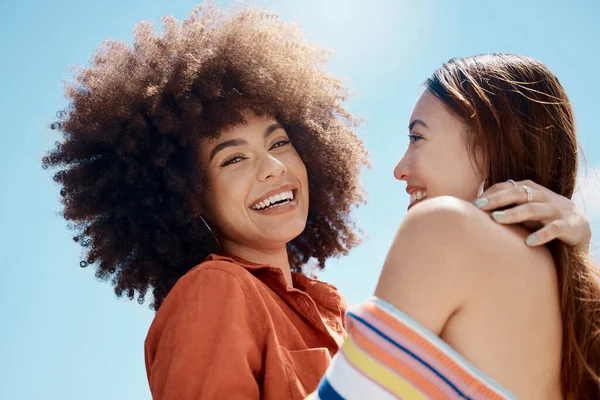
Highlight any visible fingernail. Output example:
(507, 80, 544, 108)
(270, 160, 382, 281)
(474, 198, 489, 208)
(492, 211, 505, 221)
(526, 235, 538, 246)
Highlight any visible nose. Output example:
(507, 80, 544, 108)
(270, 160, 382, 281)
(257, 153, 287, 181)
(393, 151, 411, 181)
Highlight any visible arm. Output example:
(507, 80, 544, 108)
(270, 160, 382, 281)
(145, 266, 263, 400)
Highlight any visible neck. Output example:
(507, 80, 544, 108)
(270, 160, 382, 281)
(219, 239, 294, 288)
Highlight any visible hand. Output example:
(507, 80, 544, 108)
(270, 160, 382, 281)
(474, 179, 592, 250)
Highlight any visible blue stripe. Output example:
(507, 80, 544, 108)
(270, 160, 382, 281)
(317, 376, 345, 400)
(347, 310, 472, 399)
(370, 297, 515, 398)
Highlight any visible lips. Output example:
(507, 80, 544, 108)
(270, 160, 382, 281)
(249, 183, 298, 211)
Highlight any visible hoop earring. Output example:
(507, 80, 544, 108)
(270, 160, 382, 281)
(477, 180, 486, 197)
(199, 215, 222, 251)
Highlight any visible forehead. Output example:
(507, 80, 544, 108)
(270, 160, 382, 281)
(409, 90, 464, 132)
(207, 113, 279, 143)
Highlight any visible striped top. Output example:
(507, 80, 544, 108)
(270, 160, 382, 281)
(309, 297, 516, 400)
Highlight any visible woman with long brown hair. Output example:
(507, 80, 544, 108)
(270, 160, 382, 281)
(314, 54, 599, 399)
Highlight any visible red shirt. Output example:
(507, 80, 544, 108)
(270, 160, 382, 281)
(144, 253, 347, 399)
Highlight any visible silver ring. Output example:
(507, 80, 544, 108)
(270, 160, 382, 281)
(520, 185, 533, 203)
(507, 179, 518, 187)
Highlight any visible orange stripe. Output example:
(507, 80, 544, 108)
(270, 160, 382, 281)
(351, 325, 451, 399)
(357, 303, 506, 399)
(360, 303, 481, 385)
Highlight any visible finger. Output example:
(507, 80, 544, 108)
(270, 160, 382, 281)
(490, 202, 559, 225)
(479, 181, 518, 198)
(521, 220, 544, 231)
(508, 180, 557, 203)
(524, 220, 567, 247)
(478, 179, 552, 201)
(515, 179, 545, 192)
(475, 185, 549, 210)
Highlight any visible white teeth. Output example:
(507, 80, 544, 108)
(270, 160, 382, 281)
(252, 190, 295, 210)
(409, 191, 427, 205)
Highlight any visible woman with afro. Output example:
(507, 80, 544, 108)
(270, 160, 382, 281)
(43, 4, 592, 399)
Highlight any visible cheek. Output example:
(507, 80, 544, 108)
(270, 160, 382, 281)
(205, 173, 249, 221)
(296, 159, 309, 188)
(412, 142, 477, 198)
(450, 140, 483, 195)
(411, 146, 440, 185)
(438, 144, 481, 198)
(285, 152, 310, 211)
(286, 152, 309, 186)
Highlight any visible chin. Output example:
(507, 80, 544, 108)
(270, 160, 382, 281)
(270, 220, 307, 243)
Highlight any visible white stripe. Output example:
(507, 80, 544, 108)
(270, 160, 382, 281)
(325, 352, 398, 400)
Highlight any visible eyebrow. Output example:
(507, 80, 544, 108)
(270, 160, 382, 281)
(208, 122, 285, 162)
(408, 119, 430, 132)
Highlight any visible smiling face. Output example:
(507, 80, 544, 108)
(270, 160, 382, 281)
(198, 112, 310, 253)
(394, 90, 484, 210)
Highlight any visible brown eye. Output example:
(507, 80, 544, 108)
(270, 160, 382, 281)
(220, 155, 247, 167)
(408, 134, 423, 143)
(270, 139, 291, 150)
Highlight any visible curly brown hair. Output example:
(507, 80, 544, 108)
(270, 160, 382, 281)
(42, 4, 369, 311)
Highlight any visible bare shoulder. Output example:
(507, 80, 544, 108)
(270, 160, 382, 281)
(402, 196, 556, 290)
(395, 195, 495, 262)
(376, 196, 497, 333)
(401, 195, 478, 234)
(377, 196, 556, 334)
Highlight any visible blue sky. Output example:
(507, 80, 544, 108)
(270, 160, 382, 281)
(1, 0, 599, 399)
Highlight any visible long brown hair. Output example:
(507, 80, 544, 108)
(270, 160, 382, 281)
(425, 53, 600, 399)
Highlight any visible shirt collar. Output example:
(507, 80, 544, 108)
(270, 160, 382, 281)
(204, 253, 345, 308)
